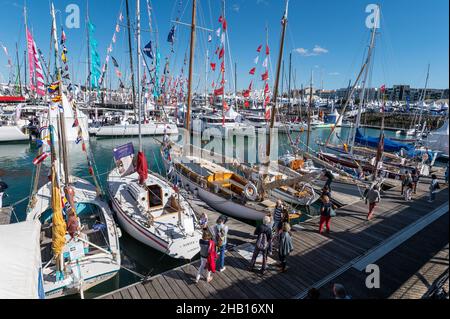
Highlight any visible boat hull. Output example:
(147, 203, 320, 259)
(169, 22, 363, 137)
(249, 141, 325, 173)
(0, 125, 29, 142)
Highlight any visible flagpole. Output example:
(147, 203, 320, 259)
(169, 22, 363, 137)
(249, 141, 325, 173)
(125, 0, 137, 120)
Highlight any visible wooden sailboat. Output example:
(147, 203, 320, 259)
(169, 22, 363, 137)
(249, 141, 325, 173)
(107, 0, 202, 260)
(26, 4, 121, 299)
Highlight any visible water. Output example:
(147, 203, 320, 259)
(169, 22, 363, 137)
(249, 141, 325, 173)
(0, 126, 410, 298)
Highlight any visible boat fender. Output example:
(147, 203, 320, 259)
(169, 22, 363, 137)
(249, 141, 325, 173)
(244, 183, 258, 201)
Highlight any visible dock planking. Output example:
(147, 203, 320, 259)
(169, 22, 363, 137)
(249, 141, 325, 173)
(98, 173, 449, 300)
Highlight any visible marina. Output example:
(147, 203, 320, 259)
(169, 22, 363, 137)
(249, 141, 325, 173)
(0, 0, 448, 302)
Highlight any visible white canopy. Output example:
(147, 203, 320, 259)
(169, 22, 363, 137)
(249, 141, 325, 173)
(0, 220, 44, 299)
(426, 120, 449, 157)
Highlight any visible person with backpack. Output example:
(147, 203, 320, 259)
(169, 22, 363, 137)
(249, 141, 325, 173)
(214, 216, 228, 272)
(429, 175, 440, 203)
(404, 172, 414, 201)
(319, 195, 335, 234)
(367, 185, 381, 221)
(196, 231, 216, 283)
(278, 222, 293, 273)
(401, 171, 412, 196)
(323, 169, 335, 191)
(249, 216, 273, 274)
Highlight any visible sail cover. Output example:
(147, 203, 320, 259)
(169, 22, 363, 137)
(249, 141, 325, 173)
(0, 220, 44, 299)
(355, 128, 414, 153)
(136, 151, 149, 184)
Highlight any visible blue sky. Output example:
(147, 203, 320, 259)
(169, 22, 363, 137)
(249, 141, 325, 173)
(0, 0, 448, 92)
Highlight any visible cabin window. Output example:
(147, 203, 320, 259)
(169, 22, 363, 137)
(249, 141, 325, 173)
(147, 185, 163, 208)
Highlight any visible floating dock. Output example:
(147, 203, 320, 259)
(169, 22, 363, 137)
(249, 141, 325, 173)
(98, 175, 448, 300)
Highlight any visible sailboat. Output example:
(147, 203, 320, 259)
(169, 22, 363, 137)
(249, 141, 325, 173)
(107, 0, 202, 260)
(26, 4, 121, 299)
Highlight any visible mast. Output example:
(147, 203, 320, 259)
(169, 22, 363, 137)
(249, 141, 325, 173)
(136, 0, 142, 151)
(288, 52, 292, 113)
(205, 49, 209, 108)
(185, 0, 197, 131)
(266, 0, 289, 158)
(349, 9, 378, 155)
(86, 0, 92, 103)
(15, 43, 22, 96)
(24, 50, 27, 90)
(417, 63, 430, 133)
(24, 4, 34, 98)
(221, 0, 226, 127)
(125, 0, 137, 119)
(234, 62, 237, 111)
(306, 70, 313, 150)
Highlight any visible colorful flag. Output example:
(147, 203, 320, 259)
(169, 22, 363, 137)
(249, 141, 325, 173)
(210, 63, 216, 71)
(33, 152, 49, 165)
(257, 45, 262, 53)
(208, 34, 212, 42)
(214, 86, 224, 96)
(261, 70, 269, 81)
(262, 57, 268, 68)
(60, 28, 67, 44)
(143, 41, 153, 59)
(254, 56, 259, 65)
(167, 26, 175, 43)
(266, 45, 270, 55)
(218, 47, 224, 59)
(249, 68, 256, 75)
(111, 56, 119, 68)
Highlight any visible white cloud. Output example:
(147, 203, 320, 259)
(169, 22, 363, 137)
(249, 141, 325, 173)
(295, 45, 329, 57)
(232, 4, 240, 12)
(312, 45, 328, 54)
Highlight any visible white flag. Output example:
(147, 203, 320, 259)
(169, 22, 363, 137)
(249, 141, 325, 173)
(254, 56, 259, 65)
(262, 57, 268, 68)
(216, 28, 221, 37)
(221, 33, 225, 45)
(208, 34, 212, 42)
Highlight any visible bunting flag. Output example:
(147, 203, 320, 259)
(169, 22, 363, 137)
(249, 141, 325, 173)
(99, 10, 123, 86)
(111, 56, 119, 68)
(243, 90, 250, 98)
(254, 56, 259, 65)
(143, 41, 154, 59)
(60, 28, 67, 44)
(27, 30, 46, 96)
(115, 24, 120, 33)
(216, 28, 221, 37)
(257, 45, 262, 53)
(266, 45, 270, 55)
(264, 82, 270, 94)
(261, 70, 269, 81)
(249, 68, 256, 75)
(208, 34, 212, 42)
(218, 16, 223, 23)
(220, 61, 225, 73)
(48, 82, 59, 94)
(167, 26, 175, 44)
(210, 63, 216, 71)
(222, 19, 227, 31)
(218, 47, 224, 59)
(26, 30, 36, 93)
(88, 22, 102, 89)
(214, 86, 224, 96)
(262, 57, 268, 68)
(51, 165, 67, 264)
(248, 81, 253, 91)
(33, 152, 50, 165)
(244, 100, 250, 108)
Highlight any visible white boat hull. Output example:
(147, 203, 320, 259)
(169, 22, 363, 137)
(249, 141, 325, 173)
(96, 123, 178, 137)
(0, 125, 29, 142)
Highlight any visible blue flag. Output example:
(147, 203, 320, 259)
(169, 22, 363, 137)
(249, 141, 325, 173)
(143, 41, 154, 59)
(167, 26, 175, 44)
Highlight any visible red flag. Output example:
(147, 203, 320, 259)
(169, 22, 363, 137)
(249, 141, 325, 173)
(136, 151, 148, 185)
(261, 70, 269, 81)
(264, 83, 270, 94)
(223, 100, 229, 111)
(214, 86, 224, 96)
(218, 47, 224, 59)
(218, 16, 223, 23)
(210, 63, 216, 71)
(249, 67, 256, 75)
(248, 81, 253, 91)
(32, 152, 49, 165)
(222, 19, 227, 31)
(243, 90, 250, 98)
(380, 85, 386, 93)
(220, 61, 225, 73)
(257, 45, 262, 53)
(244, 100, 250, 108)
(266, 45, 270, 55)
(211, 81, 215, 88)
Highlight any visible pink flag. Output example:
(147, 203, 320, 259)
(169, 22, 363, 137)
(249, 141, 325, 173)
(26, 30, 36, 93)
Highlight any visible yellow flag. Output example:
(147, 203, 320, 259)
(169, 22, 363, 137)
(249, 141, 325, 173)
(51, 165, 67, 260)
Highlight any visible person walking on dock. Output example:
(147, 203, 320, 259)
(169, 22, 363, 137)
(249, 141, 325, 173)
(323, 169, 335, 191)
(214, 216, 228, 273)
(319, 195, 334, 234)
(366, 185, 381, 221)
(278, 222, 293, 273)
(428, 175, 440, 203)
(196, 231, 216, 283)
(401, 171, 412, 196)
(249, 216, 273, 275)
(412, 169, 420, 195)
(199, 212, 209, 231)
(273, 200, 284, 234)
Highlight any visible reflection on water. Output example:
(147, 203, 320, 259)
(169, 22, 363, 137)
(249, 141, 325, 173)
(0, 127, 409, 298)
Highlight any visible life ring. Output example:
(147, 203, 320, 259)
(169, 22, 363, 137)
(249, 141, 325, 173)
(244, 183, 258, 201)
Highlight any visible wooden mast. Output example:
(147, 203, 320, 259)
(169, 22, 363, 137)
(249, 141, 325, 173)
(185, 0, 197, 132)
(266, 0, 289, 159)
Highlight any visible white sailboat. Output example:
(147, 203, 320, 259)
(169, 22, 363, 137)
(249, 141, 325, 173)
(107, 0, 201, 260)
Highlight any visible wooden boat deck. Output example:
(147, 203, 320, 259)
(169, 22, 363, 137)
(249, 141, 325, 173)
(98, 176, 449, 300)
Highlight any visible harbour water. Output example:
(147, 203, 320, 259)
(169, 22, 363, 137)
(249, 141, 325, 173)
(0, 126, 416, 298)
